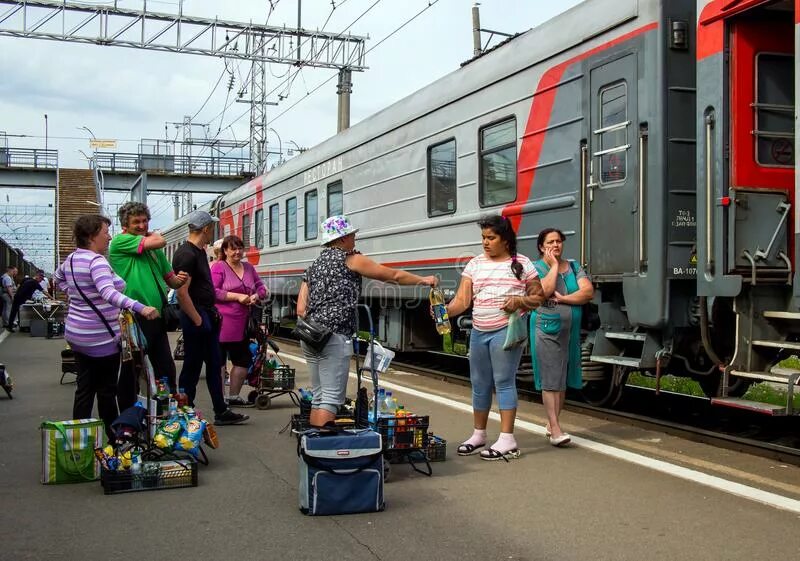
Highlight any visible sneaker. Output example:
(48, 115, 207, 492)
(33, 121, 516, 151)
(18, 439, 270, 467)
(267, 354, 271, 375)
(227, 395, 254, 408)
(214, 408, 249, 425)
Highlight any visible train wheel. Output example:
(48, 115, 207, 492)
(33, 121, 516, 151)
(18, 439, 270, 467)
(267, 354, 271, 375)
(255, 395, 272, 410)
(581, 364, 628, 407)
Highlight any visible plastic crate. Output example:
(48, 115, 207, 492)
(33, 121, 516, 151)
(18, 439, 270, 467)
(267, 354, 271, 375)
(262, 365, 295, 390)
(373, 415, 430, 451)
(426, 435, 446, 462)
(100, 458, 198, 495)
(290, 413, 356, 434)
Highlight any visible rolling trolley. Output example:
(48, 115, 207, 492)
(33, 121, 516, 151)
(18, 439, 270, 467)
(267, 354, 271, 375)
(354, 304, 432, 479)
(244, 310, 300, 410)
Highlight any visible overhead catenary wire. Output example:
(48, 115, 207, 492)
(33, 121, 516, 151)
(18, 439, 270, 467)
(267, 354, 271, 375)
(266, 0, 441, 129)
(210, 0, 372, 146)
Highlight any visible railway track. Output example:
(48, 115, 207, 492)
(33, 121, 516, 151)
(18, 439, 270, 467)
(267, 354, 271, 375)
(271, 337, 800, 465)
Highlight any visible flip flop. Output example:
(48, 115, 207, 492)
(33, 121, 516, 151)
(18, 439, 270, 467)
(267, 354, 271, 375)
(479, 448, 522, 462)
(457, 442, 485, 456)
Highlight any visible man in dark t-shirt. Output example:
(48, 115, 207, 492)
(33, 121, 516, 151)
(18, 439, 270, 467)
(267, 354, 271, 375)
(6, 271, 45, 330)
(172, 210, 248, 426)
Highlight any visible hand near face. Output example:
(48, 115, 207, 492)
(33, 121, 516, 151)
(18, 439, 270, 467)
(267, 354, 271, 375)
(543, 247, 558, 267)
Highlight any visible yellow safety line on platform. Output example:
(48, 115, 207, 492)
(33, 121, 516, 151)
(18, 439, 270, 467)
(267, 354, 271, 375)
(279, 350, 800, 515)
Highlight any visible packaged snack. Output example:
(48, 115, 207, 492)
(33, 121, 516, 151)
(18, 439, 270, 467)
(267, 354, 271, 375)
(153, 419, 183, 449)
(176, 418, 206, 456)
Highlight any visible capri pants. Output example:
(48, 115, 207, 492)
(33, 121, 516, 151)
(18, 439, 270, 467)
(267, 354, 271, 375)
(301, 333, 352, 414)
(469, 326, 523, 411)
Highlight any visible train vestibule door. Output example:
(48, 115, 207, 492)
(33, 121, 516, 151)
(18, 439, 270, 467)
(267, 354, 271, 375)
(727, 17, 794, 274)
(587, 53, 639, 276)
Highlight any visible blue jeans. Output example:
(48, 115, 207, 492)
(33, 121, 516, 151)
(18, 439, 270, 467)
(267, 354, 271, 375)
(469, 327, 523, 411)
(178, 308, 227, 415)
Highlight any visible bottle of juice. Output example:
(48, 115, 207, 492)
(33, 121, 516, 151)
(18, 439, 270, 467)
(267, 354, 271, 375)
(429, 287, 451, 335)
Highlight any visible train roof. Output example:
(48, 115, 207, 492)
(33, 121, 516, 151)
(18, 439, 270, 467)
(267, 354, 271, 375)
(217, 0, 639, 208)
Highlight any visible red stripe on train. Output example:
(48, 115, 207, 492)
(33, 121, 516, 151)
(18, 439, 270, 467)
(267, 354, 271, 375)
(505, 21, 659, 231)
(263, 256, 473, 276)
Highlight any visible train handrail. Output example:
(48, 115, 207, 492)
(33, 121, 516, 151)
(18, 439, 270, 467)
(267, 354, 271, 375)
(580, 142, 588, 267)
(704, 112, 715, 274)
(638, 125, 648, 271)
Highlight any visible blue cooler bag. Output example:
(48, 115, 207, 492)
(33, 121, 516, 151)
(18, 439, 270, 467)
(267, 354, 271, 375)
(298, 429, 384, 515)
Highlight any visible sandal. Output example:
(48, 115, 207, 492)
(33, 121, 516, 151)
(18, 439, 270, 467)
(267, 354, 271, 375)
(549, 434, 571, 447)
(479, 448, 522, 462)
(456, 442, 485, 456)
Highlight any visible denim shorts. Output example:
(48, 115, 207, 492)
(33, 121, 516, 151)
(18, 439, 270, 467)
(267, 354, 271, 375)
(301, 333, 352, 414)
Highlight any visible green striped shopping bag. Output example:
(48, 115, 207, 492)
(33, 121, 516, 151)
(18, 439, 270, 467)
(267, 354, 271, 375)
(40, 418, 104, 484)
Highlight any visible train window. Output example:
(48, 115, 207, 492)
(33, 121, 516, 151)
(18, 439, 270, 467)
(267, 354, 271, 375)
(254, 209, 264, 249)
(327, 181, 343, 218)
(269, 204, 279, 247)
(479, 118, 517, 206)
(286, 197, 297, 243)
(598, 82, 628, 184)
(305, 190, 318, 240)
(755, 53, 794, 167)
(241, 213, 250, 248)
(428, 138, 457, 216)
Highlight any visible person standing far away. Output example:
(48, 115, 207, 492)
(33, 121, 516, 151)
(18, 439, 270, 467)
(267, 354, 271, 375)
(6, 270, 46, 331)
(444, 215, 544, 460)
(1, 266, 17, 328)
(171, 210, 249, 426)
(108, 202, 189, 409)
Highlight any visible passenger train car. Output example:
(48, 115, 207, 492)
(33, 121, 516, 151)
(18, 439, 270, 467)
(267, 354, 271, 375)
(164, 0, 800, 414)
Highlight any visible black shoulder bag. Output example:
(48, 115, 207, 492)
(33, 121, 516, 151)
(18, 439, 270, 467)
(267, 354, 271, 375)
(69, 255, 116, 339)
(146, 254, 180, 332)
(293, 316, 332, 352)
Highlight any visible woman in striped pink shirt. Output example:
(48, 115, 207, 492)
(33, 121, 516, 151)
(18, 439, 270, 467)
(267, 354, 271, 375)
(445, 215, 543, 461)
(54, 214, 158, 440)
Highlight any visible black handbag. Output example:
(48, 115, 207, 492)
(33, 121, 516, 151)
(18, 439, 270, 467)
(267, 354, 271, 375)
(293, 316, 332, 352)
(146, 255, 180, 332)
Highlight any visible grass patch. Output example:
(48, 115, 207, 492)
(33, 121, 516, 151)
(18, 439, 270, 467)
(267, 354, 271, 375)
(627, 372, 706, 397)
(742, 382, 800, 409)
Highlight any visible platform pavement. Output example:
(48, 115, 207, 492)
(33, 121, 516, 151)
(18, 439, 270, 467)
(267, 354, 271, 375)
(0, 333, 799, 561)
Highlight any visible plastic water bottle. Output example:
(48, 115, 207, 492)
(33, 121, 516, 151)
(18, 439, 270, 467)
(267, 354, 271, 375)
(168, 396, 178, 417)
(384, 391, 395, 414)
(429, 287, 451, 335)
(376, 388, 387, 415)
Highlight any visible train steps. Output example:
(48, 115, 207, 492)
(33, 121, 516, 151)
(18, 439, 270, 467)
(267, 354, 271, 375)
(713, 365, 800, 416)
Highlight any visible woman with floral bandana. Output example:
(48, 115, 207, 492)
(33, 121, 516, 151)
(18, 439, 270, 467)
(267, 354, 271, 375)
(296, 215, 437, 428)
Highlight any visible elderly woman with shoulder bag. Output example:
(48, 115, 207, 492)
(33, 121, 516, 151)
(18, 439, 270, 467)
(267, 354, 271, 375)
(296, 215, 437, 428)
(53, 214, 159, 441)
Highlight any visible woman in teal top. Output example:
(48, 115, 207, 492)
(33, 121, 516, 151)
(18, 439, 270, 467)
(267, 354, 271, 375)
(530, 228, 594, 447)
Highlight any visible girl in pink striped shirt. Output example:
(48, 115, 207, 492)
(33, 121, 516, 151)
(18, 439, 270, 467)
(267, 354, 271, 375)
(445, 215, 543, 461)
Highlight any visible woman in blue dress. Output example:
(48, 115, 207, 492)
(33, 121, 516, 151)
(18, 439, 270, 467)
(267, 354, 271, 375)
(529, 228, 594, 447)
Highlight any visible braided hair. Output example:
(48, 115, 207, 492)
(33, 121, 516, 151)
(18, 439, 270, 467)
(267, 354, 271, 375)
(477, 214, 523, 280)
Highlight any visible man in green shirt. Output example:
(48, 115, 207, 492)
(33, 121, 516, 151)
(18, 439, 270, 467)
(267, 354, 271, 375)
(109, 202, 188, 410)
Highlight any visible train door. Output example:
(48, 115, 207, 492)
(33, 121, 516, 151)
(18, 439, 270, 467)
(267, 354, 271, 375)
(726, 16, 794, 274)
(588, 53, 638, 275)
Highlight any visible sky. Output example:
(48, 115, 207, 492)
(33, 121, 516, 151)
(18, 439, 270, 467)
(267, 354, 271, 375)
(0, 0, 584, 271)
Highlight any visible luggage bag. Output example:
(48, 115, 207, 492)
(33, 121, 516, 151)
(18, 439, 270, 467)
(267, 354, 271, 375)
(298, 429, 384, 515)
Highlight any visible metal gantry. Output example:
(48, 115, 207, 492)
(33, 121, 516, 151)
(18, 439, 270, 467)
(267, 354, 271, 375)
(0, 0, 369, 172)
(0, 1, 367, 69)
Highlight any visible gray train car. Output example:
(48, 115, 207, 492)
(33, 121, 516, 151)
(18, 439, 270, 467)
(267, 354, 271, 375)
(163, 0, 800, 414)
